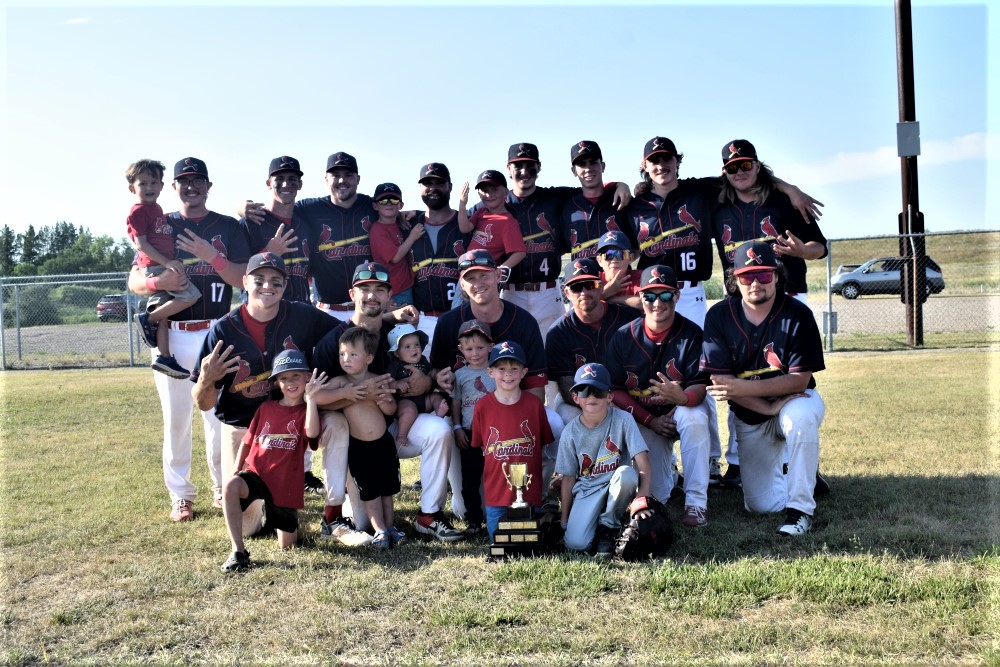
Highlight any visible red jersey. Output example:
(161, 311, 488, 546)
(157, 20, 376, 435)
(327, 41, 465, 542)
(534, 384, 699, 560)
(242, 400, 318, 508)
(369, 220, 415, 293)
(127, 202, 175, 269)
(467, 210, 527, 263)
(471, 392, 553, 507)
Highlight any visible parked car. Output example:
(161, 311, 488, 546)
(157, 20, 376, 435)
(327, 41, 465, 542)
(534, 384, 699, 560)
(96, 294, 147, 322)
(831, 257, 945, 300)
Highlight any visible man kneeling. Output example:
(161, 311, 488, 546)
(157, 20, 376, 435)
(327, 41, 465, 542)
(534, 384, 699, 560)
(555, 363, 651, 557)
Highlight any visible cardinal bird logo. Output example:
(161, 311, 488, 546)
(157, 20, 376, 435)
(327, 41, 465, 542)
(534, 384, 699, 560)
(763, 342, 785, 371)
(744, 247, 761, 266)
(580, 453, 594, 477)
(211, 235, 227, 256)
(637, 220, 651, 244)
(452, 240, 466, 257)
(361, 217, 372, 233)
(569, 229, 578, 248)
(625, 372, 639, 391)
(664, 358, 683, 382)
(574, 354, 587, 368)
(721, 224, 732, 246)
(604, 436, 620, 453)
(760, 216, 779, 239)
(536, 213, 553, 235)
(499, 341, 515, 355)
(580, 365, 598, 380)
(728, 142, 741, 159)
(473, 376, 488, 393)
(677, 205, 702, 233)
(605, 216, 619, 232)
(282, 336, 298, 351)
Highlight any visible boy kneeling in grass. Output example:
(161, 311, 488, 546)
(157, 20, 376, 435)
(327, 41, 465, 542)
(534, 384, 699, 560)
(221, 350, 327, 572)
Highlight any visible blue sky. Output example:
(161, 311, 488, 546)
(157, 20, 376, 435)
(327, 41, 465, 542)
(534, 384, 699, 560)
(1, 0, 994, 244)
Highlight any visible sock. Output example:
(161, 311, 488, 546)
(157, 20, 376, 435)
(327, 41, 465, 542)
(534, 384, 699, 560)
(324, 504, 343, 524)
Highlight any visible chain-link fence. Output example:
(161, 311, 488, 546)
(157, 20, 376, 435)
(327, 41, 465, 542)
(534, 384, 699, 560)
(1, 231, 997, 370)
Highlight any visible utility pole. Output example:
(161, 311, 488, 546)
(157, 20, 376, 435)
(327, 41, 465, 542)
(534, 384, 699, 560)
(895, 0, 925, 346)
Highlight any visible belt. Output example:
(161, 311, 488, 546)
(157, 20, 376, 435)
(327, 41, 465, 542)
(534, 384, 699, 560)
(422, 310, 447, 317)
(679, 280, 700, 288)
(317, 302, 353, 312)
(508, 280, 557, 292)
(168, 319, 212, 332)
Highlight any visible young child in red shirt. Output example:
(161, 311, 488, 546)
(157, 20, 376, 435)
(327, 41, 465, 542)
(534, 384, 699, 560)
(369, 182, 422, 306)
(596, 230, 641, 310)
(457, 170, 527, 284)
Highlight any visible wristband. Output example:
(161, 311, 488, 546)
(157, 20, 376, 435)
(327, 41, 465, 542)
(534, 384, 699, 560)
(452, 424, 463, 431)
(145, 275, 158, 291)
(682, 388, 698, 407)
(210, 252, 228, 272)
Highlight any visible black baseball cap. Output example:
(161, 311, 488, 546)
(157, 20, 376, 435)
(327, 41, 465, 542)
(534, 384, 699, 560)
(269, 349, 310, 380)
(475, 169, 507, 189)
(507, 142, 540, 164)
(418, 162, 451, 183)
(563, 257, 602, 286)
(458, 249, 496, 279)
(731, 241, 779, 275)
(457, 319, 492, 341)
(352, 261, 391, 286)
(570, 140, 602, 164)
(570, 362, 611, 393)
(326, 152, 359, 173)
(488, 340, 526, 367)
(373, 183, 403, 200)
(722, 139, 758, 166)
(597, 230, 632, 252)
(268, 156, 303, 177)
(174, 157, 208, 180)
(637, 265, 679, 292)
(246, 252, 287, 277)
(643, 136, 678, 162)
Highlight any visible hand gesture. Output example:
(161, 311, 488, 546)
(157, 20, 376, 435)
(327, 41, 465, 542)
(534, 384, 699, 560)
(243, 200, 266, 225)
(459, 181, 470, 207)
(406, 222, 426, 242)
(176, 228, 217, 263)
(265, 223, 298, 256)
(648, 371, 686, 405)
(391, 304, 419, 325)
(602, 267, 631, 298)
(435, 367, 455, 393)
(200, 341, 240, 383)
(304, 369, 329, 402)
(785, 187, 824, 223)
(611, 181, 632, 211)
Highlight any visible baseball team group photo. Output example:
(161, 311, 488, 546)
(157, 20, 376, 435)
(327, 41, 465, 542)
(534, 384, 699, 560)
(2, 2, 995, 665)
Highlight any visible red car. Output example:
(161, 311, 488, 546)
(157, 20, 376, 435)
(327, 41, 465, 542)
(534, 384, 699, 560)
(96, 294, 146, 322)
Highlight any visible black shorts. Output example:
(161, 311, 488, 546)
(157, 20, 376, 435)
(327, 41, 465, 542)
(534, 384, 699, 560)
(236, 470, 299, 533)
(348, 431, 401, 502)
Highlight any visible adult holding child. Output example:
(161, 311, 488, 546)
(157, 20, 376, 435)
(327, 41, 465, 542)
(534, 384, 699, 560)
(128, 157, 250, 522)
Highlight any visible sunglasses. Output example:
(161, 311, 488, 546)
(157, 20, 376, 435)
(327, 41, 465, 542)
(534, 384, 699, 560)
(567, 280, 599, 293)
(575, 386, 609, 399)
(736, 270, 775, 285)
(641, 290, 676, 303)
(459, 255, 494, 273)
(355, 270, 389, 282)
(175, 177, 207, 187)
(724, 161, 755, 175)
(602, 249, 627, 261)
(375, 197, 400, 206)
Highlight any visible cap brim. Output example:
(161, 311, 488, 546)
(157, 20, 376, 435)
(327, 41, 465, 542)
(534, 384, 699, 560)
(353, 278, 391, 287)
(643, 150, 676, 162)
(475, 180, 504, 189)
(571, 381, 610, 393)
(723, 157, 755, 167)
(564, 274, 601, 286)
(460, 266, 494, 279)
(732, 265, 777, 275)
(270, 364, 310, 380)
(248, 265, 287, 277)
(270, 169, 303, 177)
(507, 157, 539, 163)
(174, 170, 205, 179)
(637, 284, 678, 293)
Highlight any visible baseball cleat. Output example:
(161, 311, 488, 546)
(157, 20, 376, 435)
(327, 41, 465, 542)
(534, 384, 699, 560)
(776, 508, 813, 536)
(320, 517, 373, 546)
(682, 505, 708, 528)
(415, 512, 464, 542)
(170, 499, 194, 522)
(135, 312, 159, 348)
(152, 355, 190, 379)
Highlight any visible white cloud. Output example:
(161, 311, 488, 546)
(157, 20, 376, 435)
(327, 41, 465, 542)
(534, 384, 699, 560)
(63, 17, 93, 25)
(792, 132, 990, 186)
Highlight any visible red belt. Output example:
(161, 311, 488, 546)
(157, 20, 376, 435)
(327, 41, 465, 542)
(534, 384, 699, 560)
(422, 310, 447, 317)
(168, 320, 212, 332)
(508, 280, 557, 292)
(318, 302, 353, 312)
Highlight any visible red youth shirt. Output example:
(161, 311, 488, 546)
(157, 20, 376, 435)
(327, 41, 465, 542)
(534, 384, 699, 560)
(467, 210, 527, 263)
(242, 400, 318, 508)
(370, 220, 415, 293)
(127, 202, 175, 268)
(471, 392, 553, 507)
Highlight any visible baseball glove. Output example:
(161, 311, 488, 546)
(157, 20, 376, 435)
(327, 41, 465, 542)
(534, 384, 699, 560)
(613, 495, 673, 561)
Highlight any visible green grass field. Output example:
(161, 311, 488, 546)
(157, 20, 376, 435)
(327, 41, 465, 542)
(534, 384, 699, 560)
(1, 349, 998, 665)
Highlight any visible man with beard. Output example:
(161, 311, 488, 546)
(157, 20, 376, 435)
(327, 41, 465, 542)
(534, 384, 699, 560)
(408, 162, 471, 347)
(191, 253, 337, 536)
(242, 152, 377, 321)
(545, 257, 640, 426)
(312, 262, 459, 544)
(701, 241, 827, 536)
(128, 157, 251, 521)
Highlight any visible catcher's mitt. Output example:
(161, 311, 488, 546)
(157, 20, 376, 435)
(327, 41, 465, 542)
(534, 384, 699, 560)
(613, 495, 674, 561)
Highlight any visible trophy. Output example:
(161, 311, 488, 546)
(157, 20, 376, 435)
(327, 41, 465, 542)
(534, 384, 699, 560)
(503, 462, 532, 509)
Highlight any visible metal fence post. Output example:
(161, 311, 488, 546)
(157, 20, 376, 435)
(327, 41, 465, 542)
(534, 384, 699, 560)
(14, 284, 22, 361)
(0, 278, 6, 370)
(826, 245, 834, 352)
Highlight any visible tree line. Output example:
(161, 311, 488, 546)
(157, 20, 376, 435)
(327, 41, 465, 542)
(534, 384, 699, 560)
(0, 222, 134, 277)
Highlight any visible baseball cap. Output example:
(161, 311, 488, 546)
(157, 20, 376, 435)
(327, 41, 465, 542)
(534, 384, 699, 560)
(387, 323, 429, 353)
(597, 230, 632, 252)
(352, 261, 391, 287)
(373, 183, 403, 200)
(570, 140, 602, 164)
(731, 240, 779, 275)
(570, 362, 611, 394)
(722, 139, 758, 166)
(563, 257, 602, 286)
(418, 162, 451, 183)
(643, 136, 678, 162)
(174, 157, 208, 180)
(269, 349, 310, 380)
(246, 252, 287, 277)
(637, 265, 679, 292)
(268, 156, 303, 177)
(458, 249, 496, 279)
(475, 169, 507, 190)
(326, 152, 359, 173)
(488, 340, 526, 367)
(457, 319, 492, 341)
(507, 142, 540, 164)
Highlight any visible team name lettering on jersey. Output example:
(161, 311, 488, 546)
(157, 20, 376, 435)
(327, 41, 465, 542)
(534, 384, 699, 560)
(484, 421, 537, 460)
